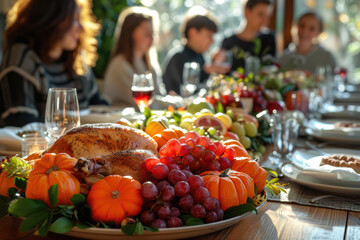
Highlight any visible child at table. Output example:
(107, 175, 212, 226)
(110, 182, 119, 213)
(162, 6, 229, 95)
(103, 6, 166, 110)
(217, 0, 276, 73)
(277, 12, 336, 74)
(0, 0, 107, 127)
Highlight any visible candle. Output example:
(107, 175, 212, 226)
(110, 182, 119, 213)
(21, 133, 48, 157)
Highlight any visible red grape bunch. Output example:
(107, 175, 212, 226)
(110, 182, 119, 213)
(157, 131, 236, 174)
(140, 157, 225, 228)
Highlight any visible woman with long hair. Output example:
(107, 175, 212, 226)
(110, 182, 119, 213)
(103, 6, 165, 110)
(0, 0, 107, 127)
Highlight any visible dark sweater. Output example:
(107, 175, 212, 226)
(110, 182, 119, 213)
(221, 31, 276, 72)
(0, 43, 107, 127)
(163, 45, 208, 94)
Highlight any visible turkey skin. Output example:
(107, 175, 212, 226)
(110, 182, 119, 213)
(44, 123, 158, 158)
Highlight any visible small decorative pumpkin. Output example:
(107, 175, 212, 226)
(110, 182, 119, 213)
(25, 153, 80, 206)
(0, 171, 17, 197)
(87, 175, 143, 226)
(231, 157, 267, 193)
(201, 169, 254, 211)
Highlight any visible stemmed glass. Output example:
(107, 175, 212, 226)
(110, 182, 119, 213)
(181, 62, 200, 97)
(131, 73, 155, 113)
(45, 88, 80, 142)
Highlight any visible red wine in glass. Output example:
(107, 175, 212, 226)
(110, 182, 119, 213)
(132, 86, 154, 107)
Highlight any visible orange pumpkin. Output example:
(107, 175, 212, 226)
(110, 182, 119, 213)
(0, 171, 17, 197)
(201, 169, 254, 211)
(231, 157, 267, 193)
(87, 175, 143, 226)
(152, 127, 186, 150)
(25, 153, 80, 206)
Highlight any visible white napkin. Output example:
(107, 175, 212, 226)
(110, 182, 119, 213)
(0, 122, 46, 151)
(291, 150, 360, 182)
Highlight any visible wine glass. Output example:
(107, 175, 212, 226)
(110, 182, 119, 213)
(45, 88, 80, 142)
(131, 73, 155, 113)
(181, 62, 200, 97)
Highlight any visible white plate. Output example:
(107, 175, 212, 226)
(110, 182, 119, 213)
(334, 92, 360, 103)
(321, 103, 360, 119)
(65, 199, 266, 240)
(291, 148, 360, 184)
(305, 128, 360, 144)
(282, 163, 360, 196)
(81, 106, 142, 124)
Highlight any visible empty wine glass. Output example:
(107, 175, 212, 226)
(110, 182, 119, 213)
(131, 73, 155, 113)
(181, 62, 200, 97)
(45, 88, 80, 142)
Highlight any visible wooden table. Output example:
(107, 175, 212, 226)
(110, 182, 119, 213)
(1, 147, 359, 240)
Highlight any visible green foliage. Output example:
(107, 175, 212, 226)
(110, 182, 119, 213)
(92, 0, 129, 78)
(223, 200, 257, 220)
(180, 214, 204, 226)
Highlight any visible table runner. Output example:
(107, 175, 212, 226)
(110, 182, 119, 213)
(266, 179, 360, 212)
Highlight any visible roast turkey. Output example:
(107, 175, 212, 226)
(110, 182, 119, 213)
(44, 123, 158, 158)
(74, 149, 155, 188)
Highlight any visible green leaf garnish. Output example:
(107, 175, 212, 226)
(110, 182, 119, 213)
(144, 226, 158, 232)
(135, 222, 144, 235)
(49, 217, 76, 233)
(15, 177, 27, 191)
(224, 204, 257, 220)
(263, 167, 278, 178)
(121, 222, 136, 236)
(19, 210, 48, 233)
(9, 198, 48, 217)
(70, 194, 85, 206)
(180, 214, 204, 226)
(48, 184, 58, 207)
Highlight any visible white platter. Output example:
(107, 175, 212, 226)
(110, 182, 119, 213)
(65, 199, 266, 240)
(80, 106, 142, 124)
(281, 163, 360, 196)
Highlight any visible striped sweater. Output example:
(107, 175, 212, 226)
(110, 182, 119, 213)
(0, 43, 107, 127)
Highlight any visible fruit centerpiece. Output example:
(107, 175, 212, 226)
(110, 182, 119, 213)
(0, 123, 284, 238)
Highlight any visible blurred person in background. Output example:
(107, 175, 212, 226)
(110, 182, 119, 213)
(103, 6, 165, 110)
(218, 0, 276, 73)
(162, 6, 229, 95)
(278, 11, 336, 74)
(0, 0, 107, 127)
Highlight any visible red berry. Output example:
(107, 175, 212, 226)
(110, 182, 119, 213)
(190, 160, 201, 172)
(207, 160, 221, 171)
(203, 197, 220, 211)
(203, 149, 216, 162)
(182, 154, 194, 166)
(193, 187, 209, 203)
(167, 216, 183, 227)
(178, 194, 194, 211)
(216, 208, 224, 221)
(151, 219, 166, 228)
(181, 170, 193, 179)
(205, 211, 218, 223)
(171, 207, 181, 217)
(158, 205, 171, 220)
(145, 158, 160, 171)
(174, 181, 190, 196)
(168, 169, 187, 185)
(187, 175, 204, 191)
(197, 136, 210, 148)
(214, 142, 225, 156)
(141, 181, 158, 200)
(218, 156, 231, 170)
(157, 180, 170, 192)
(191, 204, 207, 219)
(161, 185, 175, 201)
(179, 144, 191, 156)
(152, 163, 169, 180)
(168, 164, 179, 170)
(140, 210, 155, 226)
(192, 145, 205, 159)
(160, 156, 175, 165)
(185, 131, 200, 141)
(207, 143, 217, 153)
(185, 138, 196, 148)
(159, 145, 169, 157)
(167, 139, 181, 156)
(178, 136, 186, 144)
